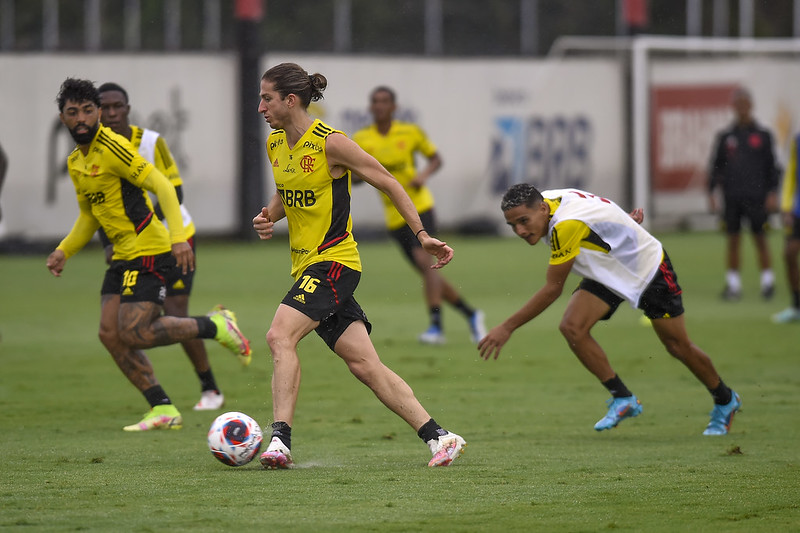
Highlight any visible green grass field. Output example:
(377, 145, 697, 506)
(1, 231, 798, 532)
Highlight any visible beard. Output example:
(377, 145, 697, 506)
(68, 122, 99, 145)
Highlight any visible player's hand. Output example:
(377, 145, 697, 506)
(783, 211, 794, 229)
(477, 324, 513, 360)
(765, 191, 779, 214)
(409, 174, 426, 188)
(171, 241, 195, 274)
(419, 233, 453, 269)
(708, 194, 718, 214)
(629, 208, 644, 225)
(253, 207, 274, 240)
(46, 249, 66, 277)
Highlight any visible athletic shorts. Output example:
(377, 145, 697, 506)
(164, 236, 196, 296)
(576, 251, 685, 321)
(389, 209, 437, 266)
(722, 196, 768, 235)
(280, 261, 372, 350)
(101, 252, 174, 305)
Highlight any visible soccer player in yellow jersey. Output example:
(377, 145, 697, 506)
(478, 184, 741, 436)
(98, 82, 225, 411)
(252, 63, 465, 468)
(353, 86, 485, 345)
(47, 78, 251, 431)
(771, 131, 800, 323)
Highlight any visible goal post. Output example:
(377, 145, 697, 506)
(550, 35, 800, 230)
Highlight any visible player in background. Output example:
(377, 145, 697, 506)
(252, 63, 465, 468)
(98, 82, 226, 411)
(47, 78, 251, 431)
(478, 184, 741, 436)
(772, 132, 800, 323)
(708, 87, 779, 301)
(353, 86, 485, 345)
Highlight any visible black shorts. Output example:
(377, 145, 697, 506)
(280, 261, 372, 350)
(389, 209, 437, 266)
(722, 196, 768, 235)
(164, 236, 196, 296)
(101, 252, 175, 304)
(576, 251, 685, 321)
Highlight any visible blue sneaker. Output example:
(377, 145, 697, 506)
(703, 392, 741, 436)
(418, 325, 445, 345)
(594, 396, 643, 431)
(468, 310, 487, 344)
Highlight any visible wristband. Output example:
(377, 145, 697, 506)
(415, 228, 427, 239)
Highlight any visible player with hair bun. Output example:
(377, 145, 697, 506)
(252, 63, 465, 468)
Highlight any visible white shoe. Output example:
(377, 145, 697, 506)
(193, 390, 225, 411)
(260, 436, 293, 469)
(468, 310, 487, 344)
(427, 431, 466, 467)
(418, 325, 445, 345)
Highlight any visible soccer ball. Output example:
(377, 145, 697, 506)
(207, 411, 263, 467)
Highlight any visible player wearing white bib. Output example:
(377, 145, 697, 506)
(478, 184, 741, 436)
(98, 82, 227, 412)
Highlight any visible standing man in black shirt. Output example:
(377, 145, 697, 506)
(708, 87, 780, 301)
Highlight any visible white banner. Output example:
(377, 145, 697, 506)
(650, 58, 800, 224)
(262, 54, 626, 234)
(0, 54, 238, 240)
(0, 53, 625, 241)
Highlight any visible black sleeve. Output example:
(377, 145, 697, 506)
(708, 133, 725, 192)
(764, 131, 780, 192)
(97, 227, 111, 247)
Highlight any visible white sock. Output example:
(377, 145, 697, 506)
(761, 269, 775, 288)
(726, 270, 742, 291)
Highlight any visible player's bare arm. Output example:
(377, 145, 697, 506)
(478, 260, 572, 360)
(325, 133, 453, 268)
(409, 152, 442, 188)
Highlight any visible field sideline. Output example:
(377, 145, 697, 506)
(1, 231, 798, 532)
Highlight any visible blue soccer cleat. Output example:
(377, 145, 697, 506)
(594, 395, 643, 431)
(703, 392, 741, 436)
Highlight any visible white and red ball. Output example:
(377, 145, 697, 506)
(207, 411, 263, 466)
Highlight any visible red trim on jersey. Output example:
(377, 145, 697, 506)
(135, 212, 153, 234)
(318, 232, 349, 253)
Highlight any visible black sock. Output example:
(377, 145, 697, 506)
(602, 375, 633, 398)
(195, 316, 217, 338)
(417, 418, 447, 443)
(709, 379, 733, 405)
(429, 307, 442, 329)
(143, 385, 171, 407)
(271, 421, 292, 450)
(792, 291, 800, 309)
(452, 298, 475, 318)
(197, 369, 219, 393)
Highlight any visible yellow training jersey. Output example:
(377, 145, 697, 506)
(352, 120, 437, 230)
(129, 125, 196, 239)
(65, 126, 173, 260)
(267, 119, 361, 280)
